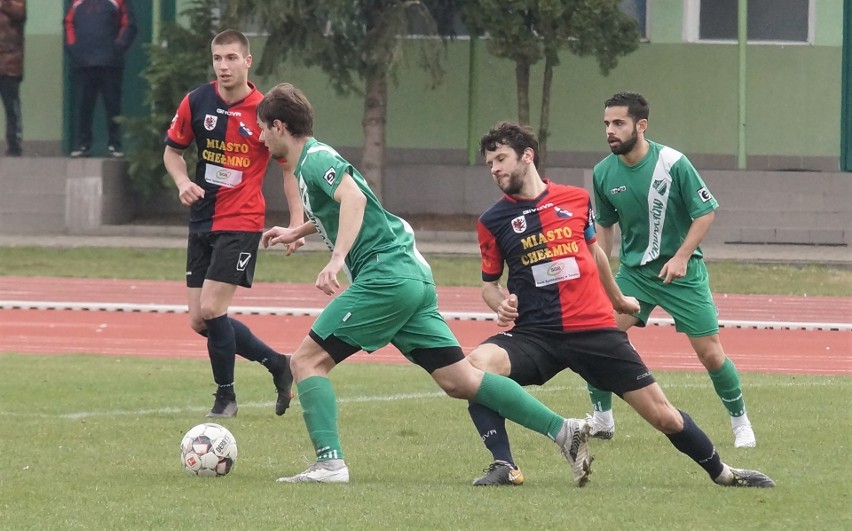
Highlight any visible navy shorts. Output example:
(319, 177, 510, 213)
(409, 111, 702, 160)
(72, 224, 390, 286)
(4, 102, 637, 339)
(482, 327, 655, 397)
(185, 231, 262, 289)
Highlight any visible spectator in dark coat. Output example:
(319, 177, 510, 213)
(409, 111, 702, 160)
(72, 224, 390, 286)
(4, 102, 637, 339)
(64, 0, 137, 158)
(0, 0, 26, 156)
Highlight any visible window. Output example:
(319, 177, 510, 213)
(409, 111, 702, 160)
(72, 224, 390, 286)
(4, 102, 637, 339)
(687, 0, 812, 43)
(620, 0, 647, 39)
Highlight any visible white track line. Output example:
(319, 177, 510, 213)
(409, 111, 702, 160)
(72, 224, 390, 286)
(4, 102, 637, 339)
(2, 300, 850, 332)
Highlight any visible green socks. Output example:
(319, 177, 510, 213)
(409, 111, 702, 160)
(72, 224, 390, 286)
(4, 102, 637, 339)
(299, 372, 567, 462)
(587, 384, 613, 413)
(708, 357, 747, 417)
(298, 376, 344, 460)
(589, 359, 747, 419)
(474, 372, 564, 440)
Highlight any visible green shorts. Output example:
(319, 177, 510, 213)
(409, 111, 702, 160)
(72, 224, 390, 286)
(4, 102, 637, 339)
(616, 257, 719, 337)
(310, 276, 459, 358)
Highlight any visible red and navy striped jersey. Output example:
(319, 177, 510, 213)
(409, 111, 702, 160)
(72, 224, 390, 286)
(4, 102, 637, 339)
(478, 180, 616, 331)
(165, 81, 270, 233)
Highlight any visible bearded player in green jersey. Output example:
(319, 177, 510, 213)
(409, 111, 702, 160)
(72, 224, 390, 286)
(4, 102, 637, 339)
(587, 92, 756, 449)
(255, 82, 593, 485)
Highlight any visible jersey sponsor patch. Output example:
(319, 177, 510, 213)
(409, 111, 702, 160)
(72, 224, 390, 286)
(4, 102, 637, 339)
(323, 167, 336, 185)
(531, 256, 580, 287)
(238, 121, 254, 137)
(204, 114, 218, 131)
(204, 163, 243, 188)
(555, 206, 573, 218)
(511, 215, 527, 234)
(697, 186, 713, 202)
(610, 185, 626, 195)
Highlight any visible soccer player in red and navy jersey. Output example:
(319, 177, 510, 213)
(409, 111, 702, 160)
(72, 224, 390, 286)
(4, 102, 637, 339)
(163, 29, 304, 418)
(465, 121, 774, 489)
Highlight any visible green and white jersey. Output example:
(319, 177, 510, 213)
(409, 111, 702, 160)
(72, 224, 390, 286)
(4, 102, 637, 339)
(592, 140, 718, 272)
(294, 137, 433, 283)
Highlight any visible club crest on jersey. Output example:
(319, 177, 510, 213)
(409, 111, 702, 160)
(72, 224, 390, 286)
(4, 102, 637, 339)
(204, 114, 218, 131)
(652, 178, 668, 195)
(555, 206, 573, 219)
(511, 215, 527, 234)
(323, 168, 336, 185)
(238, 122, 254, 137)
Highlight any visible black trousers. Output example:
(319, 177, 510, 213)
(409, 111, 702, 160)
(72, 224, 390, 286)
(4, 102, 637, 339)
(74, 66, 124, 148)
(0, 75, 22, 154)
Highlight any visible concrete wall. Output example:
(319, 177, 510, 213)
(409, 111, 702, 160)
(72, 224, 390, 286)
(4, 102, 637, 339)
(0, 158, 131, 234)
(257, 152, 851, 247)
(1, 158, 848, 248)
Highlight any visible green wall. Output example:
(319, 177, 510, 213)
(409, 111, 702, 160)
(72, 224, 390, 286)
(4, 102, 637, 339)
(20, 1, 65, 143)
(20, 0, 844, 162)
(254, 39, 841, 159)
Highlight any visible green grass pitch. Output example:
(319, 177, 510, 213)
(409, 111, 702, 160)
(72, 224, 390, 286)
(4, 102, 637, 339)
(1, 353, 849, 530)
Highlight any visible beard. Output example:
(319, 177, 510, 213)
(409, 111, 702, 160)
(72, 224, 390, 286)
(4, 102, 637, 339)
(498, 165, 527, 195)
(609, 128, 639, 155)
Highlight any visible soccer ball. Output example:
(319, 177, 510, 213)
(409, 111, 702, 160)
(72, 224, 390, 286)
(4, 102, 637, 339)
(179, 423, 238, 477)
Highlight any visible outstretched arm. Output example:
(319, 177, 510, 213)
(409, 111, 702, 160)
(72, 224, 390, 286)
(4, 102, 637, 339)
(262, 221, 317, 248)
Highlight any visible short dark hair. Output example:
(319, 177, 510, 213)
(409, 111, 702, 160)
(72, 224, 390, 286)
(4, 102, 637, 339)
(211, 29, 250, 56)
(479, 122, 540, 168)
(257, 83, 314, 137)
(605, 92, 649, 122)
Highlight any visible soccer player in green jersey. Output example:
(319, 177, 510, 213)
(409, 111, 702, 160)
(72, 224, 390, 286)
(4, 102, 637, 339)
(255, 82, 593, 485)
(587, 92, 756, 448)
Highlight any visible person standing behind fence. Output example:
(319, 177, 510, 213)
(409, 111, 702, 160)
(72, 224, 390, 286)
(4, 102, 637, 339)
(63, 0, 137, 158)
(0, 0, 25, 157)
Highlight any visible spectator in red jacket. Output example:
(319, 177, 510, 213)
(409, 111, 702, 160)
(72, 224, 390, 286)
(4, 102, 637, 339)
(0, 0, 25, 157)
(64, 0, 137, 158)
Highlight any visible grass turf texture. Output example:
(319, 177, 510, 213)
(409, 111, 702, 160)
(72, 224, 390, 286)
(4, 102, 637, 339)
(1, 354, 849, 530)
(1, 246, 851, 295)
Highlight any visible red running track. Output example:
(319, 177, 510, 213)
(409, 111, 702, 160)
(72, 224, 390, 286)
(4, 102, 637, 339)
(1, 277, 850, 375)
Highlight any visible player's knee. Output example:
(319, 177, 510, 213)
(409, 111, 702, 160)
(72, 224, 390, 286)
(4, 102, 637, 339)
(199, 305, 222, 321)
(189, 318, 206, 335)
(691, 334, 724, 358)
(652, 406, 684, 433)
(466, 347, 509, 376)
(466, 349, 491, 370)
(695, 345, 725, 370)
(441, 381, 469, 400)
(430, 363, 481, 400)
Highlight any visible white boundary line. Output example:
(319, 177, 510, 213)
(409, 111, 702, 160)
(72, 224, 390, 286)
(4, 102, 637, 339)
(2, 300, 851, 332)
(0, 379, 844, 420)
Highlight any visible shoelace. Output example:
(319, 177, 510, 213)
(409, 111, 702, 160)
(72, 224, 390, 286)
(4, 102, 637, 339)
(482, 462, 509, 473)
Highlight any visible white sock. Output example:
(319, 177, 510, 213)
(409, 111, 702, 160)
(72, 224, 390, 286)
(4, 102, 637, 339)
(730, 413, 751, 429)
(713, 464, 735, 485)
(594, 409, 615, 427)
